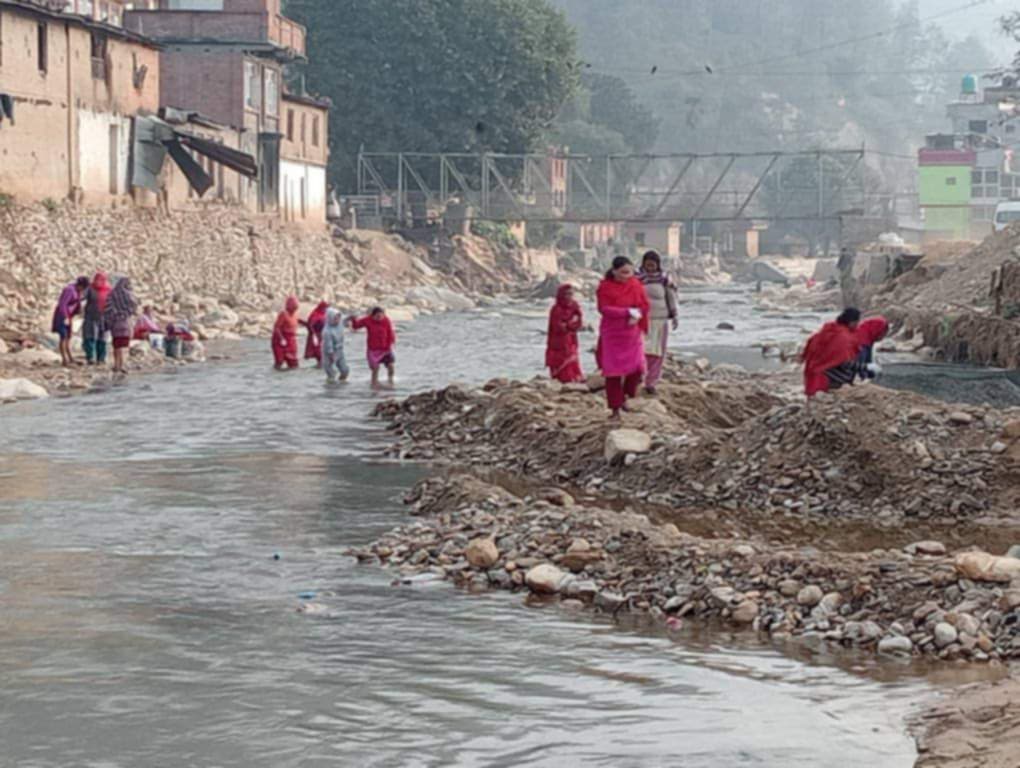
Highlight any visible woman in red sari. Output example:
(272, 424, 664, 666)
(272, 296, 301, 370)
(597, 256, 650, 418)
(801, 308, 868, 397)
(546, 284, 584, 383)
(302, 300, 329, 366)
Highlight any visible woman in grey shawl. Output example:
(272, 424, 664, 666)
(105, 276, 139, 374)
(322, 307, 349, 383)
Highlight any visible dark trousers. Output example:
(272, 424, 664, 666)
(605, 370, 642, 411)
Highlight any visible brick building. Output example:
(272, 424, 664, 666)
(124, 0, 329, 225)
(0, 0, 161, 203)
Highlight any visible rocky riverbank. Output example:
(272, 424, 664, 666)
(360, 360, 1020, 666)
(0, 200, 555, 399)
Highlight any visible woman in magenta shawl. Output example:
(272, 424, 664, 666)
(597, 256, 650, 418)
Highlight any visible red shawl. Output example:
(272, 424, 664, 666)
(596, 276, 650, 333)
(802, 321, 860, 396)
(855, 317, 889, 347)
(91, 272, 111, 314)
(273, 296, 299, 339)
(351, 314, 396, 351)
(305, 301, 329, 331)
(546, 285, 583, 375)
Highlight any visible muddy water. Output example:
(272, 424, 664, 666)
(0, 298, 968, 767)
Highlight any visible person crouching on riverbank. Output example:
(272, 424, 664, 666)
(105, 277, 139, 375)
(638, 250, 678, 395)
(801, 308, 878, 397)
(133, 305, 161, 344)
(546, 284, 584, 383)
(855, 316, 889, 381)
(52, 276, 89, 367)
(272, 296, 301, 370)
(302, 300, 329, 367)
(597, 256, 650, 419)
(349, 307, 396, 390)
(82, 271, 111, 365)
(322, 307, 349, 384)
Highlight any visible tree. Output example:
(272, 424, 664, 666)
(549, 72, 658, 156)
(285, 0, 579, 191)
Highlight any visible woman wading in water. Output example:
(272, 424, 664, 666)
(596, 256, 649, 419)
(637, 250, 678, 394)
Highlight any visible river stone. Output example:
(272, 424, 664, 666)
(1007, 545, 1020, 561)
(465, 537, 499, 569)
(906, 540, 946, 557)
(595, 590, 626, 612)
(731, 600, 758, 624)
(563, 579, 598, 601)
(955, 551, 1020, 583)
(934, 622, 958, 648)
(878, 635, 913, 655)
(11, 347, 60, 365)
(0, 378, 48, 402)
(525, 564, 566, 595)
(604, 429, 652, 461)
(797, 585, 823, 607)
(955, 613, 981, 637)
(778, 579, 801, 597)
(1001, 420, 1020, 440)
(948, 411, 974, 426)
(0, 338, 7, 354)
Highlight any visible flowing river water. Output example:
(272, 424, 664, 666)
(0, 290, 990, 767)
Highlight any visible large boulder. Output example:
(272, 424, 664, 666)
(465, 537, 499, 569)
(199, 306, 240, 328)
(954, 551, 1020, 583)
(524, 563, 566, 595)
(11, 347, 60, 365)
(0, 378, 48, 402)
(604, 428, 652, 461)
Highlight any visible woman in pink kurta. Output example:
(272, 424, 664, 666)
(597, 256, 650, 418)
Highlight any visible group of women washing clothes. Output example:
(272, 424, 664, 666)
(271, 297, 397, 389)
(52, 272, 144, 374)
(545, 249, 678, 419)
(545, 248, 890, 417)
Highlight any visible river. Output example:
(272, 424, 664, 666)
(0, 293, 963, 767)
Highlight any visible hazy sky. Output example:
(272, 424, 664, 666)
(918, 0, 1014, 62)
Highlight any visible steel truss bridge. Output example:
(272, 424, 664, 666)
(355, 148, 874, 225)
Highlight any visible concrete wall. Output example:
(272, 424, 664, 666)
(76, 109, 131, 199)
(0, 5, 160, 203)
(280, 159, 325, 225)
(623, 222, 681, 258)
(280, 96, 327, 167)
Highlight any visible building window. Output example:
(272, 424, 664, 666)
(243, 61, 261, 111)
(969, 120, 988, 135)
(300, 113, 306, 144)
(286, 109, 294, 141)
(972, 205, 994, 222)
(90, 32, 107, 80)
(946, 177, 957, 186)
(972, 168, 1000, 199)
(1002, 173, 1020, 200)
(635, 232, 646, 246)
(37, 23, 47, 73)
(312, 116, 319, 147)
(265, 69, 279, 117)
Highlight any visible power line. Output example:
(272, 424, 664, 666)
(583, 0, 996, 83)
(589, 67, 1000, 79)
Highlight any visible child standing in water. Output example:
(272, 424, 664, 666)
(349, 307, 396, 389)
(321, 307, 349, 384)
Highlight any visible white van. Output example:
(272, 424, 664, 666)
(993, 200, 1020, 232)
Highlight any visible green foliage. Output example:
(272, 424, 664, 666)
(285, 0, 579, 191)
(0, 192, 12, 208)
(550, 72, 658, 155)
(525, 220, 562, 248)
(41, 197, 59, 213)
(471, 220, 519, 250)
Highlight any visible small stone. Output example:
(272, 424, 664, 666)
(991, 441, 1008, 455)
(934, 622, 958, 649)
(797, 585, 823, 607)
(878, 635, 913, 655)
(595, 590, 627, 612)
(905, 540, 946, 557)
(604, 429, 652, 461)
(465, 537, 499, 569)
(778, 579, 801, 598)
(1007, 545, 1020, 561)
(661, 523, 682, 537)
(948, 411, 974, 426)
(1001, 420, 1020, 440)
(730, 544, 755, 558)
(525, 564, 566, 595)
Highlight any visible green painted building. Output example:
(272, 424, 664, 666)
(918, 148, 976, 242)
